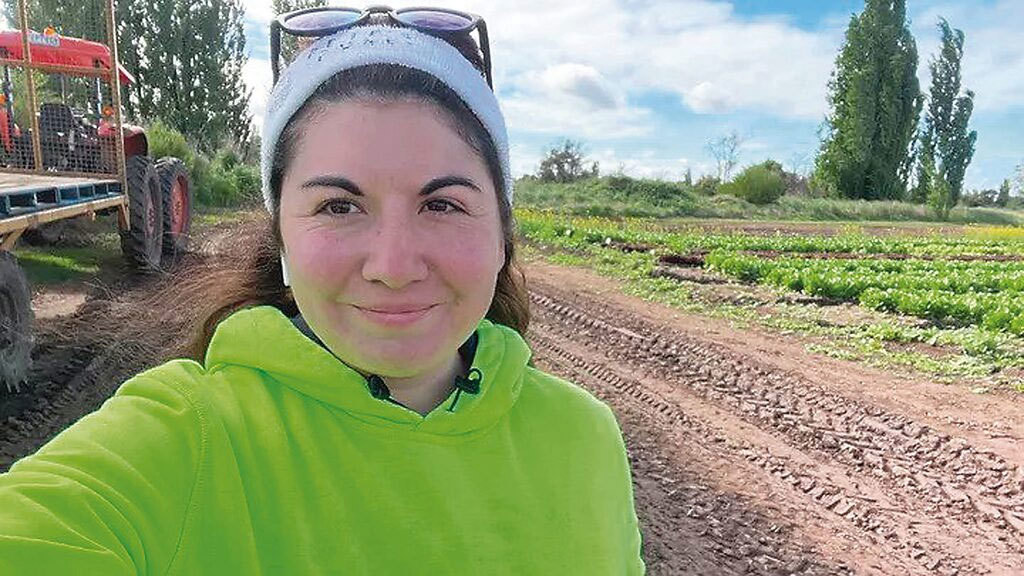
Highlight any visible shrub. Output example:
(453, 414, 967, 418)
(719, 164, 786, 205)
(193, 152, 263, 207)
(693, 175, 720, 196)
(148, 120, 194, 165)
(604, 175, 690, 204)
(232, 163, 262, 205)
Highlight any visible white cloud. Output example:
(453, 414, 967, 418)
(591, 148, 698, 181)
(684, 81, 736, 114)
(243, 57, 273, 131)
(240, 0, 275, 28)
(538, 63, 623, 109)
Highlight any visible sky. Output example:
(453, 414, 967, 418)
(246, 1, 1020, 190)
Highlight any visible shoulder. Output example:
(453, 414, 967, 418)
(115, 357, 210, 406)
(516, 364, 621, 437)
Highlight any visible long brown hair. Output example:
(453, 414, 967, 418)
(173, 23, 529, 362)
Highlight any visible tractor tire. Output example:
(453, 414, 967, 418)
(155, 157, 193, 261)
(119, 155, 164, 272)
(0, 252, 33, 393)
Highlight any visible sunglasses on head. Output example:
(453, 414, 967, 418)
(270, 5, 492, 89)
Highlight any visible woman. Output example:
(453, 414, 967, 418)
(0, 7, 645, 574)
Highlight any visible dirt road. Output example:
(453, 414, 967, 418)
(2, 222, 1022, 574)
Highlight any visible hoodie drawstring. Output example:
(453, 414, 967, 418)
(446, 368, 482, 412)
(363, 367, 483, 413)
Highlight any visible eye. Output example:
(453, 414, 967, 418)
(423, 198, 464, 214)
(318, 199, 361, 215)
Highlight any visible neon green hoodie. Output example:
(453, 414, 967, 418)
(0, 305, 644, 575)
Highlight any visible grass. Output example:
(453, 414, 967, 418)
(514, 176, 1024, 226)
(13, 245, 119, 286)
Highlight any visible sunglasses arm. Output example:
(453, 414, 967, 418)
(270, 19, 282, 85)
(478, 20, 493, 89)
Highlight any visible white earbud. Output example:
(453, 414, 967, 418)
(281, 255, 291, 287)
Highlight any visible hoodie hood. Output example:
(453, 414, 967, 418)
(204, 306, 531, 437)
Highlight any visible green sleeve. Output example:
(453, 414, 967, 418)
(602, 403, 646, 575)
(0, 360, 206, 575)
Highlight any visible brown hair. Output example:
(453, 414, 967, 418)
(175, 22, 529, 362)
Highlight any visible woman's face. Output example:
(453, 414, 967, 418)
(278, 99, 505, 379)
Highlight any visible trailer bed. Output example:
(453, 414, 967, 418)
(0, 172, 123, 220)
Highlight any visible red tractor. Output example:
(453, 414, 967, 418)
(0, 25, 193, 390)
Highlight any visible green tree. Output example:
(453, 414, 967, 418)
(914, 18, 976, 205)
(273, 0, 328, 14)
(996, 179, 1011, 208)
(813, 0, 922, 200)
(927, 168, 952, 220)
(536, 139, 599, 183)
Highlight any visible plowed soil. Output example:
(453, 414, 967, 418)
(2, 217, 1022, 575)
(526, 261, 1023, 575)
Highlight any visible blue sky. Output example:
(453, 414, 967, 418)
(240, 1, 1024, 191)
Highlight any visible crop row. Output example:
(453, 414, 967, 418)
(705, 252, 1024, 334)
(516, 210, 1024, 257)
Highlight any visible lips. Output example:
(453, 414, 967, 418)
(356, 303, 437, 314)
(352, 303, 439, 327)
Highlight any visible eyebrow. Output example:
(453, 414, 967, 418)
(300, 175, 482, 196)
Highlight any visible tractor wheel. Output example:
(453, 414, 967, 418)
(119, 155, 164, 272)
(0, 252, 33, 394)
(155, 157, 193, 261)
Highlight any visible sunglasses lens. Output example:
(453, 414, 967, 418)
(395, 10, 472, 31)
(283, 9, 362, 33)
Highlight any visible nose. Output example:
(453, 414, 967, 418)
(361, 211, 429, 289)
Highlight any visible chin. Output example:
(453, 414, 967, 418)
(351, 341, 446, 378)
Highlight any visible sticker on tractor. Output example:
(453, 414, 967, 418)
(28, 31, 60, 48)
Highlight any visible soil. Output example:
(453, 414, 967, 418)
(526, 261, 1023, 575)
(2, 216, 1022, 575)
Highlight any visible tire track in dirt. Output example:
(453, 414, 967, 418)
(531, 325, 863, 575)
(527, 285, 1024, 575)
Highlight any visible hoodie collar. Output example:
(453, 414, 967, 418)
(204, 306, 531, 439)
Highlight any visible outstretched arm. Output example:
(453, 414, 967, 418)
(0, 360, 206, 575)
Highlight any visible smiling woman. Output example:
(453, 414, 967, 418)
(0, 7, 645, 576)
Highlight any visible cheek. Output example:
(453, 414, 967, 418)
(430, 237, 503, 288)
(285, 228, 355, 291)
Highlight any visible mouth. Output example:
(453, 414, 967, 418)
(352, 303, 439, 326)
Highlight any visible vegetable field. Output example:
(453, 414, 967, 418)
(519, 210, 1024, 383)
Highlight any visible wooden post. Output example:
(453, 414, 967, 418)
(104, 0, 130, 230)
(16, 0, 43, 174)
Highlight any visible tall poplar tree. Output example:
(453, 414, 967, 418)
(912, 18, 976, 205)
(813, 0, 922, 200)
